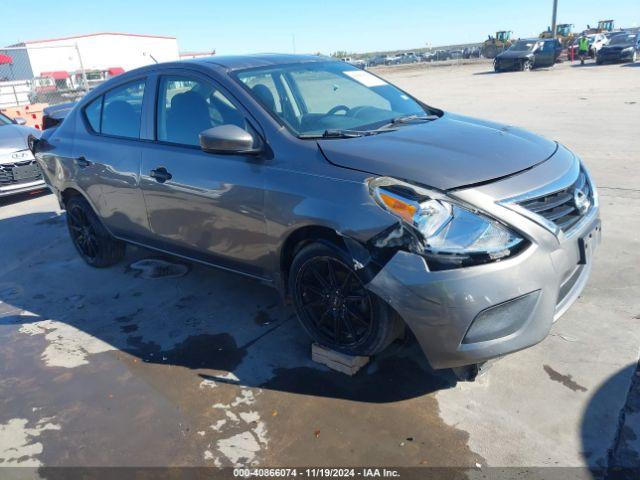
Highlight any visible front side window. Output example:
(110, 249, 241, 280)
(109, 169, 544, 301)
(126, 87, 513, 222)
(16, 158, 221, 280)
(236, 61, 425, 136)
(100, 80, 146, 138)
(156, 75, 247, 146)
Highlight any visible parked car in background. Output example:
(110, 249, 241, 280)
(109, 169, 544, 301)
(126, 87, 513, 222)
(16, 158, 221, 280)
(568, 33, 608, 60)
(366, 55, 387, 67)
(420, 51, 437, 62)
(384, 54, 401, 65)
(463, 46, 482, 58)
(449, 49, 464, 59)
(397, 52, 419, 64)
(494, 38, 559, 71)
(0, 111, 44, 197)
(596, 32, 639, 64)
(434, 50, 450, 61)
(340, 57, 367, 69)
(33, 54, 600, 376)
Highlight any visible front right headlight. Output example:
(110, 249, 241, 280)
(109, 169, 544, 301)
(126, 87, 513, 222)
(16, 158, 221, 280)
(369, 177, 527, 270)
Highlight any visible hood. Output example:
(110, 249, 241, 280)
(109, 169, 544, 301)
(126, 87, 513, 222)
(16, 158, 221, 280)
(318, 113, 558, 190)
(0, 124, 39, 158)
(496, 50, 533, 60)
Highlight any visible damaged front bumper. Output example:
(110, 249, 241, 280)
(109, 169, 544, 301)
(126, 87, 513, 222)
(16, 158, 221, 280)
(365, 152, 600, 369)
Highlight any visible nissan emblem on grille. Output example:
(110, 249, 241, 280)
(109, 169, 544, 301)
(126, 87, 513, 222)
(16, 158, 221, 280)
(573, 188, 590, 215)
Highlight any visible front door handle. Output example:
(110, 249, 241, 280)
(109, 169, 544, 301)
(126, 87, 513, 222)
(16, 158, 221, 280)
(75, 156, 91, 168)
(150, 167, 173, 183)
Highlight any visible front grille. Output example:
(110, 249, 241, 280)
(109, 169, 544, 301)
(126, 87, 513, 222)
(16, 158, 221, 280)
(0, 160, 43, 187)
(517, 169, 592, 233)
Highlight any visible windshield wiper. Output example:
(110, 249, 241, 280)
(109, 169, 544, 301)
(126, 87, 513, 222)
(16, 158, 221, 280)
(299, 128, 396, 139)
(390, 114, 440, 125)
(375, 114, 439, 131)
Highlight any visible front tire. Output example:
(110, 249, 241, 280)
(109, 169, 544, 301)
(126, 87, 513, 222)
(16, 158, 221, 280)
(521, 59, 533, 71)
(66, 196, 125, 267)
(289, 242, 400, 357)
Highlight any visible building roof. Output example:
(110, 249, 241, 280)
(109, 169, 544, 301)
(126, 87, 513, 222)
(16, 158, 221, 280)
(191, 53, 332, 71)
(8, 32, 176, 47)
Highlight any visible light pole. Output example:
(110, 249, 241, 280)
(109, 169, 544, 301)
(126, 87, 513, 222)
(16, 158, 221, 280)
(551, 0, 559, 39)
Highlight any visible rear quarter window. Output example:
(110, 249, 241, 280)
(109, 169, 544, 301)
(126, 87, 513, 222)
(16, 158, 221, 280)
(84, 97, 102, 132)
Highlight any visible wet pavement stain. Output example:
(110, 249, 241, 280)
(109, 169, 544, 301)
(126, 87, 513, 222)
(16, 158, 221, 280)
(544, 365, 588, 392)
(261, 352, 451, 403)
(126, 333, 247, 371)
(255, 342, 484, 469)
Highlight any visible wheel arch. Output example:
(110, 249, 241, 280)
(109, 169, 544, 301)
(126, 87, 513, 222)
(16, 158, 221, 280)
(279, 225, 347, 294)
(60, 186, 85, 206)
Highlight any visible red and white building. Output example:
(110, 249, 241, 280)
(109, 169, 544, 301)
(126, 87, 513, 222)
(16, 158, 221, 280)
(1, 32, 180, 81)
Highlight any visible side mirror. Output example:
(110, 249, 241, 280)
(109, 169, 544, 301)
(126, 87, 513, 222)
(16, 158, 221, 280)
(199, 124, 261, 155)
(14, 117, 27, 125)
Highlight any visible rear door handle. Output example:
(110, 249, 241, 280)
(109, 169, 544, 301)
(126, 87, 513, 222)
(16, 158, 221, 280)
(75, 156, 91, 168)
(150, 167, 173, 183)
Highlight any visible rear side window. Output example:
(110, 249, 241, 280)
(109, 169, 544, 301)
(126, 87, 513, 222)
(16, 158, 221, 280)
(83, 79, 146, 139)
(102, 80, 145, 138)
(84, 97, 102, 132)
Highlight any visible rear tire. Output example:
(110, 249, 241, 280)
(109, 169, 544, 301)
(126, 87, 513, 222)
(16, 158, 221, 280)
(65, 195, 125, 267)
(521, 59, 533, 71)
(289, 241, 401, 357)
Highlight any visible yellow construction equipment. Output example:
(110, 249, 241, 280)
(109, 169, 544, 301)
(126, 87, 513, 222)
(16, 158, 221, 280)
(482, 31, 512, 59)
(583, 20, 615, 35)
(539, 23, 576, 48)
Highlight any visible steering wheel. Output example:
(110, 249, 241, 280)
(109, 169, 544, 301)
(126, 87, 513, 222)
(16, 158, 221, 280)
(325, 105, 350, 116)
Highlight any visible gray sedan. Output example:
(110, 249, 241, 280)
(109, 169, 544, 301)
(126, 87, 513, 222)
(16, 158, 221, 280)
(1, 112, 44, 197)
(33, 54, 600, 375)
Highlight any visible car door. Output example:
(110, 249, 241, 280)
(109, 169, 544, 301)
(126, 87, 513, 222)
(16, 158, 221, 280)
(139, 70, 269, 278)
(534, 41, 556, 67)
(72, 77, 152, 240)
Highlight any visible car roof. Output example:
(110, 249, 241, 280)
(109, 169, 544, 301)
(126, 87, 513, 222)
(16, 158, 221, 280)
(182, 53, 334, 71)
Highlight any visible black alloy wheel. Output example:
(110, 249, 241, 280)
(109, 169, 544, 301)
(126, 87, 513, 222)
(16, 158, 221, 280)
(65, 195, 125, 267)
(289, 242, 401, 356)
(67, 203, 99, 261)
(296, 255, 374, 348)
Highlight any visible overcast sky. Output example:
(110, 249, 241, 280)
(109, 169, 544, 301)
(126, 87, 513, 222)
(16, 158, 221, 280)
(3, 0, 638, 54)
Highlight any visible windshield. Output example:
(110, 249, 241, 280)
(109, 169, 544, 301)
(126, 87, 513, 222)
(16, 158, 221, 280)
(509, 40, 537, 52)
(0, 112, 12, 126)
(235, 61, 426, 137)
(610, 34, 637, 45)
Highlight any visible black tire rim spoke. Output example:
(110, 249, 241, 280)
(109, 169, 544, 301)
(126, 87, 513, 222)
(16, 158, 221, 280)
(296, 255, 374, 348)
(68, 206, 98, 260)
